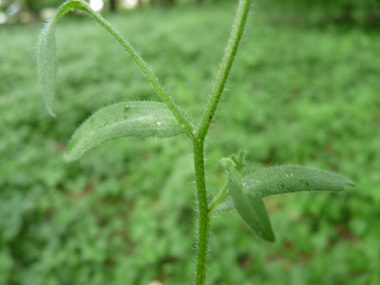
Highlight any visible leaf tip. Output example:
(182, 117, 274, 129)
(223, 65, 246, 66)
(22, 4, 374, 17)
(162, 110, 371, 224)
(345, 179, 356, 188)
(265, 233, 276, 242)
(46, 107, 57, 118)
(257, 223, 275, 242)
(63, 151, 76, 163)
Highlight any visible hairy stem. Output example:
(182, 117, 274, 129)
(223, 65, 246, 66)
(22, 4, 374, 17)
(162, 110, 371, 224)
(193, 138, 210, 285)
(197, 0, 251, 140)
(193, 1, 251, 284)
(55, 0, 194, 136)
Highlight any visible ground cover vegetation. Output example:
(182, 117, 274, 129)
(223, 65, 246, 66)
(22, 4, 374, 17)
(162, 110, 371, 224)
(1, 1, 380, 284)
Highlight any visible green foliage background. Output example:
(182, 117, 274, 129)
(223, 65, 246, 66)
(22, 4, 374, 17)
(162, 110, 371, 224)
(262, 0, 380, 25)
(1, 1, 380, 284)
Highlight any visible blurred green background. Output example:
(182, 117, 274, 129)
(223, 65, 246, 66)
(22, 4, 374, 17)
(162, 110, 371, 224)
(1, 0, 380, 284)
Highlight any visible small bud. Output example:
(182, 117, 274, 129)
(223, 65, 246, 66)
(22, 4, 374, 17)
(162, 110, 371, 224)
(220, 157, 235, 170)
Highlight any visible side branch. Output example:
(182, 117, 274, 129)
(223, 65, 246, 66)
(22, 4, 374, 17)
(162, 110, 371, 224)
(55, 0, 194, 136)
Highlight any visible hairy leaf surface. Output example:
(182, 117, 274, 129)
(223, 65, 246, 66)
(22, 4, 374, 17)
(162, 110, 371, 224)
(243, 165, 355, 197)
(65, 101, 184, 161)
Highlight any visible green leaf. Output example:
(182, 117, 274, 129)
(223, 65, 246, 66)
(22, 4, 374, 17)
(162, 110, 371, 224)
(65, 101, 184, 162)
(218, 165, 355, 211)
(228, 168, 275, 242)
(242, 165, 355, 197)
(37, 16, 56, 117)
(37, 0, 88, 117)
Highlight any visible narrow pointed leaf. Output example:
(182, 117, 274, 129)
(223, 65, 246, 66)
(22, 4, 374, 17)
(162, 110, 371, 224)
(218, 165, 355, 211)
(65, 101, 184, 162)
(228, 168, 275, 242)
(242, 165, 355, 197)
(37, 0, 88, 116)
(37, 18, 57, 117)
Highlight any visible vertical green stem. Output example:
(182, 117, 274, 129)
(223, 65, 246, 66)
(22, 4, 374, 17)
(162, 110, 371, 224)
(193, 1, 252, 284)
(193, 138, 210, 285)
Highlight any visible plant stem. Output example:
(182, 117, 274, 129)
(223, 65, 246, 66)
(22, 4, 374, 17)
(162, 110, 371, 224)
(193, 138, 210, 285)
(197, 0, 251, 140)
(193, 1, 251, 284)
(55, 0, 194, 136)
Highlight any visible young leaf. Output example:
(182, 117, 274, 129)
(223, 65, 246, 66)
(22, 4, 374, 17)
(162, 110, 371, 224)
(65, 101, 184, 162)
(242, 165, 355, 198)
(230, 150, 248, 173)
(228, 168, 275, 242)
